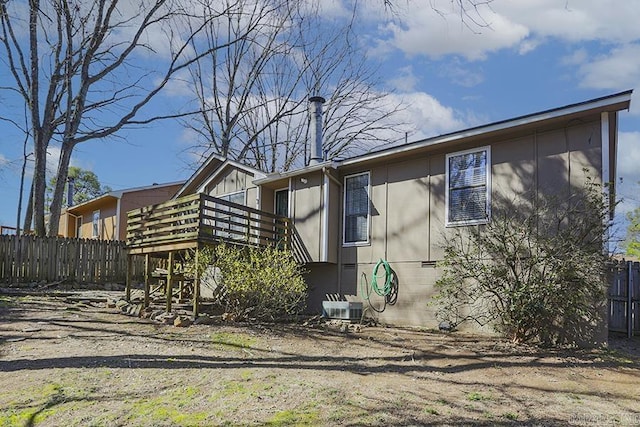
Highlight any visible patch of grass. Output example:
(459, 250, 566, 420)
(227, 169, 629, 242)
(423, 406, 439, 415)
(240, 369, 253, 381)
(210, 332, 257, 350)
(467, 391, 491, 401)
(0, 383, 65, 425)
(127, 387, 209, 425)
(266, 405, 320, 426)
(503, 412, 519, 421)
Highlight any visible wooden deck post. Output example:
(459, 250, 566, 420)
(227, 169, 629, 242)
(166, 251, 174, 313)
(144, 254, 151, 308)
(125, 253, 132, 301)
(193, 247, 201, 318)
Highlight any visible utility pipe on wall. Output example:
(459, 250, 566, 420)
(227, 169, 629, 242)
(321, 172, 329, 263)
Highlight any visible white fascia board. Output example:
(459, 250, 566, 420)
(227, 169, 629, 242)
(340, 90, 632, 168)
(253, 161, 337, 185)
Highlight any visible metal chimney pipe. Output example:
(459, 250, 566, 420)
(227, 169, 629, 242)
(309, 96, 325, 165)
(67, 177, 75, 207)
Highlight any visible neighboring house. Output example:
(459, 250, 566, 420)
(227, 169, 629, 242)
(165, 91, 632, 329)
(59, 181, 184, 240)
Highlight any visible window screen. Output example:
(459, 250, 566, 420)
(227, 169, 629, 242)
(344, 172, 370, 244)
(447, 148, 490, 224)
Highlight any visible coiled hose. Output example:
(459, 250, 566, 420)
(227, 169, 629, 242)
(361, 259, 395, 313)
(371, 259, 393, 297)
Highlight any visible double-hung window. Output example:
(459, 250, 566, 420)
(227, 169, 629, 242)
(343, 172, 370, 245)
(215, 191, 246, 239)
(446, 147, 491, 226)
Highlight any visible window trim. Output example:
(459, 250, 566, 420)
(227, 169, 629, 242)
(274, 187, 289, 217)
(445, 146, 491, 227)
(91, 210, 100, 239)
(343, 171, 371, 246)
(218, 189, 246, 205)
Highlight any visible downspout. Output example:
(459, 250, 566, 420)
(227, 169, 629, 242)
(322, 167, 343, 292)
(321, 172, 330, 263)
(321, 167, 342, 263)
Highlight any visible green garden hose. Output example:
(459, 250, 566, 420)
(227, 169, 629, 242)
(360, 259, 395, 315)
(371, 258, 393, 297)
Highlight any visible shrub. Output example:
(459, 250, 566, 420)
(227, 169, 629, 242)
(434, 178, 610, 345)
(186, 243, 307, 321)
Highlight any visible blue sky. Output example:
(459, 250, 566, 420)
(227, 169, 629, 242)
(1, 0, 639, 247)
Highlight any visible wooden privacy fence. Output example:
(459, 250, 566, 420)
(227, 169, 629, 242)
(0, 235, 144, 284)
(608, 260, 640, 337)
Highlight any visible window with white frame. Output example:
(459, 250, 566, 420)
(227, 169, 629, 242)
(446, 147, 491, 226)
(344, 172, 370, 244)
(215, 191, 246, 238)
(92, 210, 100, 238)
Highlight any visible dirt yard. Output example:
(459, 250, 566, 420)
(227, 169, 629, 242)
(0, 289, 639, 427)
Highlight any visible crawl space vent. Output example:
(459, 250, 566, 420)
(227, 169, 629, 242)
(322, 301, 363, 320)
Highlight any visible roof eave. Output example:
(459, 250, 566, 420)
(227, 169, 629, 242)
(253, 161, 337, 185)
(340, 90, 633, 168)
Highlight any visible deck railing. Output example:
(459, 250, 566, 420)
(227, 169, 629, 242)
(126, 193, 291, 251)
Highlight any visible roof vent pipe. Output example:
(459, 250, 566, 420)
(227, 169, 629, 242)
(309, 96, 325, 165)
(67, 177, 75, 207)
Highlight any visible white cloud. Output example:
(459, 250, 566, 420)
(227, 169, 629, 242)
(378, 2, 529, 61)
(494, 1, 640, 44)
(388, 66, 419, 92)
(577, 44, 640, 90)
(389, 91, 467, 140)
(616, 131, 640, 214)
(369, 0, 640, 61)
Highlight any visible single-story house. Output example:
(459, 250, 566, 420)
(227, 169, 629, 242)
(166, 90, 632, 330)
(59, 181, 184, 240)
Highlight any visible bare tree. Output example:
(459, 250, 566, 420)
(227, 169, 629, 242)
(0, 0, 251, 236)
(182, 0, 408, 173)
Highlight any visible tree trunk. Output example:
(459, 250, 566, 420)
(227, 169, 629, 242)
(22, 180, 34, 233)
(47, 141, 74, 237)
(32, 137, 47, 236)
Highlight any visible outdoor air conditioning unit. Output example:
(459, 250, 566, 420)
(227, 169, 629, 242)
(322, 301, 363, 320)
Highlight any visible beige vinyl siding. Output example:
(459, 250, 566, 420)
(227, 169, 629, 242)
(205, 168, 252, 197)
(303, 118, 605, 329)
(290, 171, 323, 262)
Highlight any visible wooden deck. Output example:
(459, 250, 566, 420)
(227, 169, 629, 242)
(126, 193, 291, 254)
(125, 193, 294, 316)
